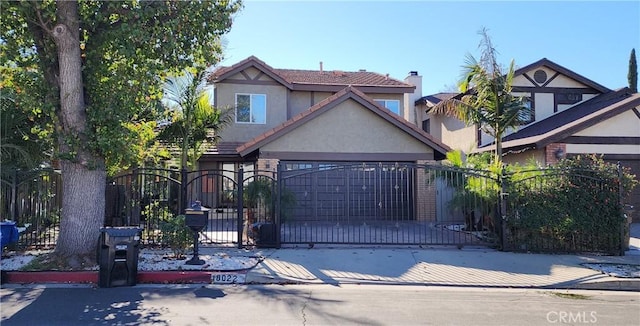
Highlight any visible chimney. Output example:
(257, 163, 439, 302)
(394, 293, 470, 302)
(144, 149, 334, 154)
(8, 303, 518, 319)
(385, 73, 389, 80)
(319, 61, 323, 73)
(404, 71, 423, 125)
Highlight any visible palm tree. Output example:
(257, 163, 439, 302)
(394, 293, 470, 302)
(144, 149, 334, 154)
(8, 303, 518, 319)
(431, 28, 532, 165)
(157, 69, 232, 170)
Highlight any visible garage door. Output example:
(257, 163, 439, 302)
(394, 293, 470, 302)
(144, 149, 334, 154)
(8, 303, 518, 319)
(280, 162, 414, 222)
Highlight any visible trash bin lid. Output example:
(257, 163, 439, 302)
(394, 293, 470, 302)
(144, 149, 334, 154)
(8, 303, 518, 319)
(100, 227, 142, 237)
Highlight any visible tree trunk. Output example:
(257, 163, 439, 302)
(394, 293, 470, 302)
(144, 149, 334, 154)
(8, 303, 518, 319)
(52, 1, 106, 262)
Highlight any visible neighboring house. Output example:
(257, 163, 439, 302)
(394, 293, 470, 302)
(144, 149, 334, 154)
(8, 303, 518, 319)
(199, 56, 450, 211)
(418, 58, 640, 215)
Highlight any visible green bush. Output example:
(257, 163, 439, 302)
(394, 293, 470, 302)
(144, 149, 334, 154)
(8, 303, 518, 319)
(507, 155, 638, 253)
(160, 215, 192, 259)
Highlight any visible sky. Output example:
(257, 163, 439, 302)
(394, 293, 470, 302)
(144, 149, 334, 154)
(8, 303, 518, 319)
(219, 0, 640, 96)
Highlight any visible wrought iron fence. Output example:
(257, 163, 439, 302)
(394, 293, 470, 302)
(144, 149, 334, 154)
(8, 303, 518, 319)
(277, 162, 500, 247)
(503, 167, 624, 255)
(0, 169, 62, 248)
(1, 162, 629, 254)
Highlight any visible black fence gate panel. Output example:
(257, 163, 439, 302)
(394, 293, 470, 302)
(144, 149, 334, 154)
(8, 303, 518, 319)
(278, 162, 499, 246)
(184, 169, 241, 245)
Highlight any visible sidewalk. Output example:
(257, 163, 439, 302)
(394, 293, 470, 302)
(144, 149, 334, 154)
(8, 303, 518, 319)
(243, 246, 639, 291)
(3, 225, 639, 291)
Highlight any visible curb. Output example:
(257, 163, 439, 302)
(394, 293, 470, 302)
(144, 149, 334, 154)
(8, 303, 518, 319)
(2, 271, 235, 285)
(2, 270, 639, 291)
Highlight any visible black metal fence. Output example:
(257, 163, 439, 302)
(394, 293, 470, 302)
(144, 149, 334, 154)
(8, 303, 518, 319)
(1, 162, 629, 254)
(278, 162, 498, 247)
(0, 169, 62, 249)
(503, 167, 625, 255)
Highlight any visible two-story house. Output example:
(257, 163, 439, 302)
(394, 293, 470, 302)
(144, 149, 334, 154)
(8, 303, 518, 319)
(198, 56, 450, 214)
(418, 58, 640, 215)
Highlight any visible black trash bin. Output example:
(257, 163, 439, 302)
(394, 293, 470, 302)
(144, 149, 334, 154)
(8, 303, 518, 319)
(98, 227, 142, 288)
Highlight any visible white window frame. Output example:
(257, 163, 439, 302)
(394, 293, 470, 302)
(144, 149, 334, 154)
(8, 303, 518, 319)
(374, 99, 401, 115)
(235, 93, 266, 124)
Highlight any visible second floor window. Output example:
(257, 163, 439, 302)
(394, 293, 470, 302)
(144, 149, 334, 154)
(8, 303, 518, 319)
(236, 94, 266, 124)
(374, 99, 400, 115)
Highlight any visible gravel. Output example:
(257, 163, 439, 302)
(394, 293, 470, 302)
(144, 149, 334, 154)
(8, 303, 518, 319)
(1, 249, 262, 272)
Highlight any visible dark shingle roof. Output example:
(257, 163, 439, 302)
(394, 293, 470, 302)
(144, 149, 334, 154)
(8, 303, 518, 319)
(476, 88, 640, 152)
(416, 92, 458, 107)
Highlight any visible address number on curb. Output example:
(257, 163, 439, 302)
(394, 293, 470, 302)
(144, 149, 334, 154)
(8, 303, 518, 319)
(211, 273, 246, 284)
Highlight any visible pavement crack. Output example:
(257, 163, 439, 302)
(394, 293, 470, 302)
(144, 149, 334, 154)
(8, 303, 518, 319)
(301, 290, 312, 326)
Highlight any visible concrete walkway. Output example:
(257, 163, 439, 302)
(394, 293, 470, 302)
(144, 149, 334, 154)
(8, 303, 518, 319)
(242, 246, 639, 290)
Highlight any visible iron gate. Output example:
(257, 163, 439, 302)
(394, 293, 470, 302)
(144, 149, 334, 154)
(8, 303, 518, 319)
(278, 162, 500, 246)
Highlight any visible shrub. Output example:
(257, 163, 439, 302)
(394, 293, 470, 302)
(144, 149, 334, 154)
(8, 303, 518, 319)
(159, 215, 192, 259)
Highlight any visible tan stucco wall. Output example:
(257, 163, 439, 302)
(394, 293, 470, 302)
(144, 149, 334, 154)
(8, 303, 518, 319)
(534, 93, 555, 120)
(261, 99, 434, 154)
(513, 74, 535, 87)
(546, 74, 589, 88)
(215, 81, 288, 142)
(567, 144, 640, 155)
(574, 110, 640, 137)
(503, 149, 546, 166)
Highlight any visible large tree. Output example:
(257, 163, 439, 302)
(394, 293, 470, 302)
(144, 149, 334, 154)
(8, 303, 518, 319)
(629, 48, 637, 93)
(0, 0, 241, 266)
(431, 28, 531, 164)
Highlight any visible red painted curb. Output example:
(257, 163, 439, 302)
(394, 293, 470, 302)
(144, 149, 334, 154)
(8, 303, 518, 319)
(138, 271, 213, 284)
(2, 270, 246, 285)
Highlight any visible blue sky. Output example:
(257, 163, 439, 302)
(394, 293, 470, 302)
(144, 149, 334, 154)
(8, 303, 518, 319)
(220, 1, 640, 96)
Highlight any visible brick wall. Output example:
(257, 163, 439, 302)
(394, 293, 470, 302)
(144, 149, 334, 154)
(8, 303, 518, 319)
(545, 143, 566, 165)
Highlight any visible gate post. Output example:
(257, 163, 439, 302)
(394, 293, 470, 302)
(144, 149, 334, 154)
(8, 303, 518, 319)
(236, 167, 244, 249)
(10, 170, 17, 221)
(180, 168, 188, 214)
(275, 162, 282, 248)
(618, 162, 626, 256)
(499, 166, 508, 251)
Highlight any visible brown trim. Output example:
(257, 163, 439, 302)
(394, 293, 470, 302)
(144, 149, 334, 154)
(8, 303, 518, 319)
(633, 108, 640, 119)
(259, 151, 434, 161)
(290, 83, 413, 94)
(598, 154, 640, 161)
(219, 79, 283, 86)
(522, 73, 537, 86)
(564, 136, 640, 145)
(513, 58, 610, 93)
(512, 86, 600, 94)
(540, 72, 560, 88)
(253, 71, 265, 81)
(542, 96, 640, 146)
(240, 70, 251, 80)
(286, 90, 291, 119)
(236, 87, 450, 159)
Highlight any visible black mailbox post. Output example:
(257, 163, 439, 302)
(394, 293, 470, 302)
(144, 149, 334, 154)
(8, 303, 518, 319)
(98, 227, 142, 288)
(184, 201, 210, 265)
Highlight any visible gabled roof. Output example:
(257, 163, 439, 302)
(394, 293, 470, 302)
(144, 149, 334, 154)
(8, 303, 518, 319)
(210, 56, 414, 92)
(209, 55, 292, 87)
(475, 88, 640, 152)
(513, 58, 610, 93)
(236, 86, 451, 159)
(415, 92, 458, 107)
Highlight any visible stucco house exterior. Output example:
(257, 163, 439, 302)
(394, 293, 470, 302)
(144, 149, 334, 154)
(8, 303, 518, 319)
(198, 56, 450, 213)
(417, 58, 640, 215)
(200, 56, 448, 167)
